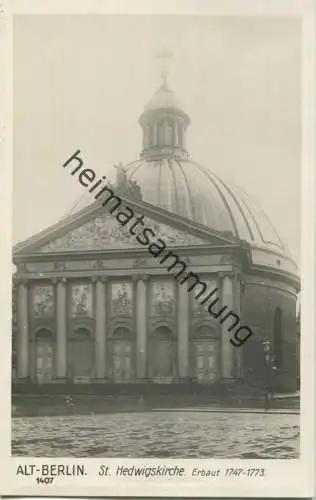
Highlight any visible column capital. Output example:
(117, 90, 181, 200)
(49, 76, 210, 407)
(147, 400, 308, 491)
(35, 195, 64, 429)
(132, 274, 148, 282)
(16, 262, 27, 272)
(94, 276, 107, 284)
(218, 271, 233, 280)
(16, 278, 28, 286)
(240, 279, 246, 294)
(52, 277, 67, 285)
(232, 263, 243, 277)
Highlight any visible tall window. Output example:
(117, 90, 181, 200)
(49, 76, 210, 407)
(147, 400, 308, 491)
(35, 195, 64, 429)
(178, 125, 183, 147)
(158, 120, 165, 146)
(148, 125, 154, 147)
(148, 326, 174, 379)
(68, 327, 94, 380)
(165, 120, 174, 146)
(191, 326, 217, 382)
(111, 327, 135, 382)
(143, 125, 149, 148)
(273, 307, 282, 367)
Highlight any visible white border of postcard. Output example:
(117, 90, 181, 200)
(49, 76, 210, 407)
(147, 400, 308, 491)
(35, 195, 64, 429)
(0, 0, 315, 497)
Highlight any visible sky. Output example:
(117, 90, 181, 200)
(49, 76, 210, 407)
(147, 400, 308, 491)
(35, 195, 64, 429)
(13, 15, 301, 263)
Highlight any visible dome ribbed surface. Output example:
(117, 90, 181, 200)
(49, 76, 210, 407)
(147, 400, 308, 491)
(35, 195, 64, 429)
(124, 157, 287, 253)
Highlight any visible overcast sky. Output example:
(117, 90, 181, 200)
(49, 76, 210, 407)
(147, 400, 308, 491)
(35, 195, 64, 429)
(13, 15, 301, 263)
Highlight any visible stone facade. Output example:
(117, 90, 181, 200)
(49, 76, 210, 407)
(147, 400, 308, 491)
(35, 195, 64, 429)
(12, 210, 299, 392)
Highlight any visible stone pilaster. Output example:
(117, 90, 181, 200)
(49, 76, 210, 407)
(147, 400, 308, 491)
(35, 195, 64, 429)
(177, 281, 190, 378)
(95, 277, 107, 379)
(220, 273, 235, 379)
(55, 277, 67, 379)
(135, 275, 148, 379)
(17, 280, 29, 379)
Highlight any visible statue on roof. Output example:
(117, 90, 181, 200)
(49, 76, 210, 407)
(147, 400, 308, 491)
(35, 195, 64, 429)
(114, 162, 142, 201)
(114, 162, 128, 191)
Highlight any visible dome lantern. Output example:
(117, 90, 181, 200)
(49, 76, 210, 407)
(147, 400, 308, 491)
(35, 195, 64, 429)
(139, 49, 190, 160)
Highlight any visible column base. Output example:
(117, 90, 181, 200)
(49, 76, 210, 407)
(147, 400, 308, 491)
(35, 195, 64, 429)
(174, 377, 192, 383)
(135, 377, 150, 383)
(92, 378, 108, 384)
(53, 377, 68, 383)
(14, 377, 31, 383)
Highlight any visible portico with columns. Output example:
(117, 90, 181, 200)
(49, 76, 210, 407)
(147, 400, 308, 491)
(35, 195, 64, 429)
(13, 254, 240, 385)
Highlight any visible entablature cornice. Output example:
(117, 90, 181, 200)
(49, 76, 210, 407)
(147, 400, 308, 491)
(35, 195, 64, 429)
(243, 273, 298, 296)
(14, 264, 234, 282)
(13, 244, 242, 263)
(244, 266, 300, 293)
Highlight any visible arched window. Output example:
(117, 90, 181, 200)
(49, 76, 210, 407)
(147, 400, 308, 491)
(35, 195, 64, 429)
(195, 325, 217, 339)
(154, 325, 173, 340)
(73, 327, 91, 340)
(113, 326, 133, 339)
(273, 307, 282, 367)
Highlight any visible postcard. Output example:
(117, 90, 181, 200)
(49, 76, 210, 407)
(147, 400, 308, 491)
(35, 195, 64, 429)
(0, 0, 315, 497)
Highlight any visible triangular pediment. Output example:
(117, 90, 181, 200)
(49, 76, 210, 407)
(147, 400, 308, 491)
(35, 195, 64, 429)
(14, 196, 237, 256)
(37, 212, 207, 252)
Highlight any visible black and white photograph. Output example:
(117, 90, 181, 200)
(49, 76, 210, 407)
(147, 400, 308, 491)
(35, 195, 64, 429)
(1, 0, 315, 497)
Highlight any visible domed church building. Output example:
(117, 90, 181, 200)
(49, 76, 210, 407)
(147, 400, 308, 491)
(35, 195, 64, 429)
(12, 76, 299, 394)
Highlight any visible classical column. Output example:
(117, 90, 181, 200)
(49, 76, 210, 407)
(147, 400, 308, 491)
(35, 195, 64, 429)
(177, 282, 190, 378)
(17, 280, 29, 379)
(135, 275, 147, 379)
(233, 271, 242, 378)
(95, 278, 107, 379)
(56, 277, 67, 379)
(220, 273, 235, 379)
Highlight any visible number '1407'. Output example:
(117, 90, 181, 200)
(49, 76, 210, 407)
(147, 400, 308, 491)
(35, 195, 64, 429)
(36, 477, 55, 484)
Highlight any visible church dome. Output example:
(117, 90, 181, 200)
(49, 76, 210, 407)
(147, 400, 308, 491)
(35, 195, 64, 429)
(132, 80, 291, 261)
(124, 156, 288, 256)
(65, 75, 296, 274)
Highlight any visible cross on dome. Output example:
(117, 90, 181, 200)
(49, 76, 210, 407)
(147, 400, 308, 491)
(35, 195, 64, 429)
(156, 46, 174, 86)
